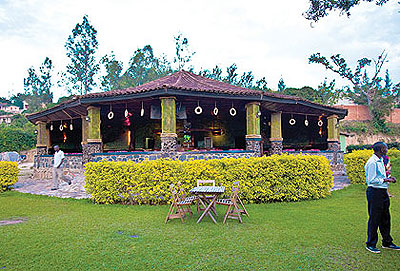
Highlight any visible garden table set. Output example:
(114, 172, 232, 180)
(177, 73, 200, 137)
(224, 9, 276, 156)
(189, 186, 225, 224)
(165, 181, 249, 224)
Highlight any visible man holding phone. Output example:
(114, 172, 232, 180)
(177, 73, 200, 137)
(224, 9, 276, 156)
(365, 142, 400, 253)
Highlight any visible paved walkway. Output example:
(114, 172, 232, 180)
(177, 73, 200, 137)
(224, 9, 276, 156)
(15, 163, 89, 199)
(331, 174, 351, 191)
(13, 162, 350, 199)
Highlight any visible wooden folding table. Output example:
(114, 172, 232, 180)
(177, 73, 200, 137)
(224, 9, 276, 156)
(189, 186, 225, 224)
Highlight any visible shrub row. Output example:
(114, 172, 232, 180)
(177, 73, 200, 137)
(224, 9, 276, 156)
(346, 142, 400, 153)
(0, 161, 19, 192)
(344, 149, 400, 184)
(85, 154, 333, 205)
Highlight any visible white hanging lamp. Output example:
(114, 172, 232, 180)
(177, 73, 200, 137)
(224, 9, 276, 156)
(289, 114, 296, 125)
(194, 101, 203, 115)
(229, 103, 236, 116)
(213, 101, 218, 116)
(140, 102, 145, 117)
(124, 103, 129, 118)
(108, 105, 114, 119)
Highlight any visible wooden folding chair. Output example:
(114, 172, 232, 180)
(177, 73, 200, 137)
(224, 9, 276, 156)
(165, 184, 194, 224)
(176, 181, 196, 215)
(196, 180, 216, 213)
(216, 181, 249, 224)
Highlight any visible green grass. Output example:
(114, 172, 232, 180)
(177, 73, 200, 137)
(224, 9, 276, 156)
(1, 185, 400, 270)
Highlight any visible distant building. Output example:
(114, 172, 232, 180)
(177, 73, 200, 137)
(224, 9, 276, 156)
(0, 103, 23, 114)
(0, 101, 27, 125)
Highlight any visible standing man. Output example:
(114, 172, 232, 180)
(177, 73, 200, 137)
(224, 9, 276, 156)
(365, 142, 400, 253)
(51, 145, 70, 190)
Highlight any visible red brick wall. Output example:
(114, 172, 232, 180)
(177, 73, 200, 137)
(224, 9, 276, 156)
(335, 105, 400, 124)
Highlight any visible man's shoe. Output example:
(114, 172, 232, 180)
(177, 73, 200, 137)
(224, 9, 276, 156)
(366, 246, 381, 253)
(50, 187, 58, 191)
(382, 243, 400, 250)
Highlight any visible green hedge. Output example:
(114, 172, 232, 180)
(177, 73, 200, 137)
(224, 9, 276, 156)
(346, 142, 400, 153)
(84, 154, 334, 205)
(0, 126, 36, 152)
(344, 149, 400, 184)
(0, 162, 19, 192)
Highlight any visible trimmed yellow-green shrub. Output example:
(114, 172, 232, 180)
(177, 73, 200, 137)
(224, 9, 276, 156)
(344, 148, 400, 184)
(85, 154, 333, 205)
(0, 161, 19, 192)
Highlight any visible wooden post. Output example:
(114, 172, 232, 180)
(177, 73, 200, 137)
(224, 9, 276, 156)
(160, 97, 177, 153)
(81, 115, 88, 145)
(269, 112, 283, 154)
(36, 121, 49, 155)
(87, 106, 101, 143)
(83, 106, 102, 163)
(327, 115, 340, 151)
(245, 102, 261, 156)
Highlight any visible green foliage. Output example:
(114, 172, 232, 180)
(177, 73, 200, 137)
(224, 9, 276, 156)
(282, 80, 340, 105)
(344, 149, 373, 184)
(346, 142, 400, 153)
(100, 52, 123, 91)
(199, 63, 270, 91)
(304, 0, 389, 22)
(85, 154, 333, 205)
(340, 121, 371, 134)
(344, 149, 400, 184)
(391, 157, 400, 179)
(22, 57, 54, 113)
(63, 15, 99, 95)
(277, 77, 286, 92)
(309, 51, 399, 133)
(0, 161, 19, 192)
(174, 33, 195, 70)
(0, 126, 36, 152)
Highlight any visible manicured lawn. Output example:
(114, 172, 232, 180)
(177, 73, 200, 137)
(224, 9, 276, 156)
(1, 184, 400, 270)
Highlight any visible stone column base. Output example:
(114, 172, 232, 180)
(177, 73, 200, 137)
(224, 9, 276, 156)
(270, 140, 283, 155)
(161, 133, 177, 153)
(245, 135, 262, 156)
(36, 146, 48, 155)
(328, 141, 340, 151)
(82, 142, 102, 164)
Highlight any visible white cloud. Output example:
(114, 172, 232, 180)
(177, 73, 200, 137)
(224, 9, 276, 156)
(0, 0, 399, 100)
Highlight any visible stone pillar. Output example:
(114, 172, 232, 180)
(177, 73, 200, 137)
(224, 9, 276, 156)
(160, 97, 177, 153)
(245, 102, 262, 156)
(327, 115, 340, 151)
(269, 112, 283, 155)
(81, 115, 90, 164)
(83, 106, 102, 163)
(36, 121, 49, 155)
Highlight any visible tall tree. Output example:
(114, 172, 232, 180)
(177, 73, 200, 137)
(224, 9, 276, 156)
(277, 78, 286, 92)
(64, 15, 99, 95)
(23, 57, 54, 112)
(304, 0, 389, 22)
(238, 71, 254, 89)
(100, 52, 123, 91)
(173, 33, 195, 71)
(309, 51, 400, 131)
(224, 64, 238, 84)
(255, 77, 269, 91)
(121, 45, 172, 88)
(282, 80, 340, 105)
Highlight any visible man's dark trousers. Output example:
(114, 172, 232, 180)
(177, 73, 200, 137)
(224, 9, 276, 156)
(366, 187, 393, 247)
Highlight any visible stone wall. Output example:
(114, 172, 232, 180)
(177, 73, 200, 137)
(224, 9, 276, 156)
(91, 150, 257, 163)
(33, 154, 83, 179)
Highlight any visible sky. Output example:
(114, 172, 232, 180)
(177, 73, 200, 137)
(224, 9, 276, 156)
(0, 0, 399, 101)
